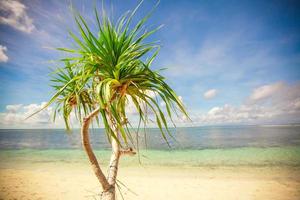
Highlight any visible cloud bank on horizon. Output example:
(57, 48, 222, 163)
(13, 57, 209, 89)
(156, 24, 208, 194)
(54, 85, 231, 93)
(0, 0, 300, 128)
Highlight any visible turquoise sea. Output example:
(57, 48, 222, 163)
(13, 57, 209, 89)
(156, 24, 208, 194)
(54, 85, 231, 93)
(0, 126, 300, 168)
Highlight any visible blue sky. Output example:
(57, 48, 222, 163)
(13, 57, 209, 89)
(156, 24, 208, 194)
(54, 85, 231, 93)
(0, 0, 300, 128)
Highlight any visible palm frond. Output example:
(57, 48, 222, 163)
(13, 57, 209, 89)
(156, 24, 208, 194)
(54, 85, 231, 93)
(29, 2, 189, 145)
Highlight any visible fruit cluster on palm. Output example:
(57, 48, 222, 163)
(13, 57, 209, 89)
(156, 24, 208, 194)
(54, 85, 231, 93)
(32, 3, 188, 200)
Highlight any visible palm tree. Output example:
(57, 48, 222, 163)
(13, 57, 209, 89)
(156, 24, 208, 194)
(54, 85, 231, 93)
(30, 2, 188, 200)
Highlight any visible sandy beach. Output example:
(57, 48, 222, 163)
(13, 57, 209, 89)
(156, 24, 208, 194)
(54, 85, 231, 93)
(1, 128, 300, 200)
(1, 163, 300, 200)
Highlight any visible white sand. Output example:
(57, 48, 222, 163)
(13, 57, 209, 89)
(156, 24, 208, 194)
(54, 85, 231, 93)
(1, 164, 300, 200)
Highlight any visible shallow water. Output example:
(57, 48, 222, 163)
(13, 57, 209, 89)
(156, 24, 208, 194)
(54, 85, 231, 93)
(1, 147, 300, 168)
(0, 126, 300, 167)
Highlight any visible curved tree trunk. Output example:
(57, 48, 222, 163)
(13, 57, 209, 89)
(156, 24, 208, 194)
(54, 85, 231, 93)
(101, 133, 120, 200)
(81, 108, 122, 200)
(81, 108, 111, 192)
(81, 108, 134, 200)
(101, 111, 121, 200)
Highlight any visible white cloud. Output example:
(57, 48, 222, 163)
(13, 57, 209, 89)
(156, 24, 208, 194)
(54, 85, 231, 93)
(6, 104, 22, 113)
(249, 82, 284, 101)
(0, 94, 180, 128)
(203, 89, 217, 99)
(2, 82, 298, 128)
(200, 104, 273, 124)
(207, 106, 220, 115)
(125, 90, 159, 115)
(0, 102, 63, 128)
(124, 93, 188, 125)
(0, 0, 35, 33)
(0, 45, 8, 62)
(195, 81, 300, 125)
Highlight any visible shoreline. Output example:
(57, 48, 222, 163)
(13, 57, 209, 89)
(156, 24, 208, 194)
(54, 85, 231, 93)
(1, 147, 300, 169)
(1, 146, 300, 199)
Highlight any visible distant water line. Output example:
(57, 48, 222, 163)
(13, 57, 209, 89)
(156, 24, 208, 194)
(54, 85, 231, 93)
(0, 126, 300, 167)
(1, 126, 300, 150)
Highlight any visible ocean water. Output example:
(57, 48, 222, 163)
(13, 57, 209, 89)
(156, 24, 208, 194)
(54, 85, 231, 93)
(0, 126, 300, 167)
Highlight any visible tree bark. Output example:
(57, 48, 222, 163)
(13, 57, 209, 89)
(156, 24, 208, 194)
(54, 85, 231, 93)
(81, 107, 110, 192)
(101, 115, 121, 200)
(107, 135, 120, 185)
(101, 186, 116, 200)
(81, 108, 134, 200)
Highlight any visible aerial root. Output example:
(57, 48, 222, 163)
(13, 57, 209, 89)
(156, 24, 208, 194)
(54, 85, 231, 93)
(120, 147, 136, 156)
